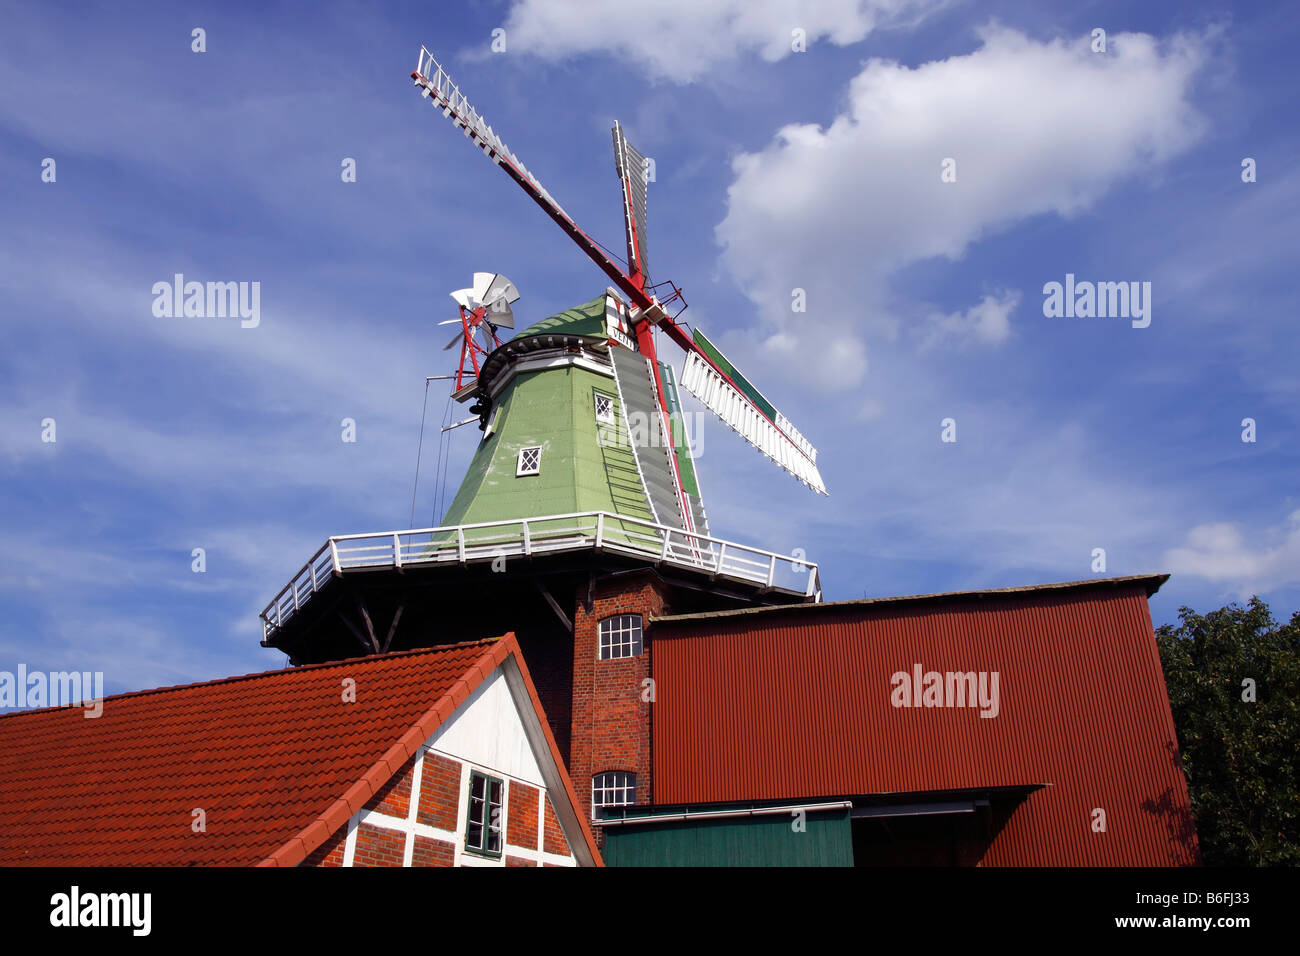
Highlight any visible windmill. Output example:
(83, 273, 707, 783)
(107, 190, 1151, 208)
(255, 46, 826, 687)
(411, 47, 828, 534)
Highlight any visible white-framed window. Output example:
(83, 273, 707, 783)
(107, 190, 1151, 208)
(598, 614, 643, 660)
(484, 405, 501, 439)
(592, 771, 636, 812)
(516, 445, 541, 476)
(594, 393, 615, 425)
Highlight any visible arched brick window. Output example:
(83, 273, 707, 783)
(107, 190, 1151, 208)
(592, 771, 636, 810)
(598, 613, 643, 660)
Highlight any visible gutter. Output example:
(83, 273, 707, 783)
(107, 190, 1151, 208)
(594, 800, 853, 829)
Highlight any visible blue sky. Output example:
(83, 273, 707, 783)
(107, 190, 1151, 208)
(2, 0, 1297, 694)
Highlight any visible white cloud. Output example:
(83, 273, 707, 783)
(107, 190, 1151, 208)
(716, 26, 1210, 389)
(501, 0, 940, 81)
(1163, 511, 1300, 594)
(920, 290, 1020, 349)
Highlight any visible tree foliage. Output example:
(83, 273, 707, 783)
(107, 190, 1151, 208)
(1156, 597, 1300, 866)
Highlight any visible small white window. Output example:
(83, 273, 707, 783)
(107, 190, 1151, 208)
(598, 614, 643, 659)
(517, 445, 542, 476)
(483, 405, 501, 439)
(594, 393, 615, 425)
(592, 771, 636, 813)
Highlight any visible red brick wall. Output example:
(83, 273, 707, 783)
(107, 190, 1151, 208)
(364, 755, 415, 818)
(515, 626, 574, 762)
(352, 822, 405, 867)
(508, 779, 539, 850)
(303, 824, 347, 867)
(302, 744, 578, 865)
(411, 834, 456, 867)
(418, 753, 462, 831)
(543, 794, 568, 856)
(570, 573, 665, 821)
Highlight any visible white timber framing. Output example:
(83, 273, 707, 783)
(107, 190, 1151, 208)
(334, 662, 590, 867)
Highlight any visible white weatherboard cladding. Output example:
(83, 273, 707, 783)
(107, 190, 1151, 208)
(604, 293, 636, 350)
(427, 668, 544, 787)
(680, 352, 827, 495)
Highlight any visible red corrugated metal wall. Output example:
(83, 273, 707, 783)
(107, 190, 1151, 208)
(652, 586, 1199, 865)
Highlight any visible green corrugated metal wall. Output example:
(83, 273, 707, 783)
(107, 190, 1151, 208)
(601, 808, 853, 867)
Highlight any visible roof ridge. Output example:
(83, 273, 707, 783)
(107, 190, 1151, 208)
(651, 574, 1171, 625)
(0, 637, 501, 722)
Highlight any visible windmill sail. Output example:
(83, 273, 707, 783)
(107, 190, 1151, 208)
(680, 330, 826, 495)
(612, 121, 650, 285)
(610, 347, 687, 531)
(660, 360, 709, 537)
(413, 48, 646, 310)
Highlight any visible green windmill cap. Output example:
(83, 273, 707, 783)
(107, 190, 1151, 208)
(509, 295, 609, 341)
(477, 295, 613, 390)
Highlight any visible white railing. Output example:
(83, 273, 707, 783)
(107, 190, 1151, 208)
(261, 511, 819, 637)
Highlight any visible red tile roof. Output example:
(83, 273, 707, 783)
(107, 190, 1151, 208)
(0, 636, 597, 866)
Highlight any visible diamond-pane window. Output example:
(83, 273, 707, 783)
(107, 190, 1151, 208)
(594, 393, 615, 424)
(517, 446, 541, 476)
(598, 614, 643, 660)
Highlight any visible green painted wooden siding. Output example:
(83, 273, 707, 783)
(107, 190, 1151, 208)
(593, 385, 655, 523)
(439, 362, 655, 538)
(601, 808, 853, 867)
